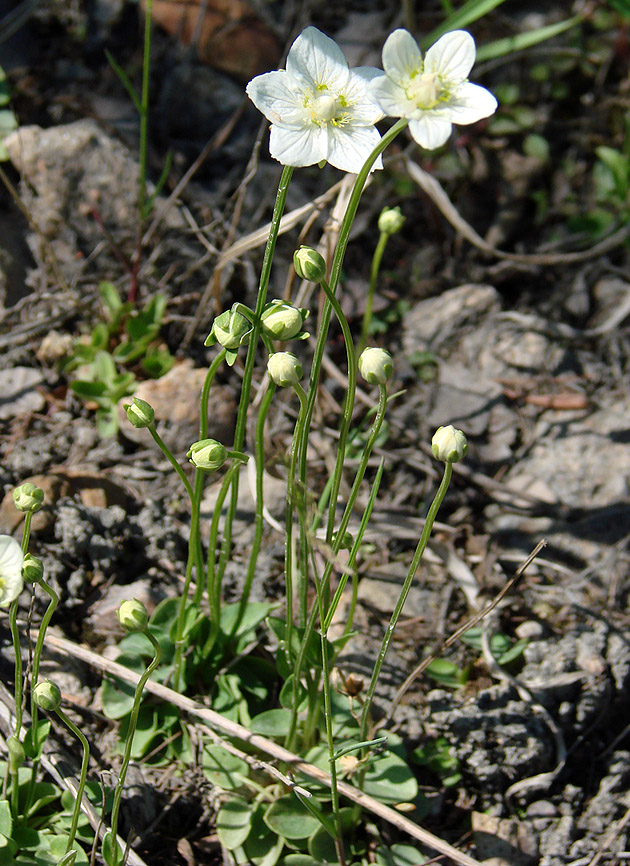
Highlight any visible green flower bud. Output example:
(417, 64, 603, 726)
(261, 300, 308, 341)
(358, 347, 394, 386)
(267, 352, 303, 388)
(12, 482, 45, 513)
(124, 397, 155, 429)
(334, 531, 354, 551)
(33, 680, 62, 712)
(117, 598, 149, 633)
(378, 206, 405, 235)
(293, 246, 327, 283)
(187, 438, 228, 471)
(205, 308, 252, 350)
(431, 425, 468, 463)
(7, 735, 25, 772)
(22, 553, 44, 584)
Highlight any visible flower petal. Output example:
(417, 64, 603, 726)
(424, 30, 475, 82)
(269, 123, 327, 167)
(443, 81, 498, 123)
(286, 27, 350, 92)
(382, 29, 422, 86)
(408, 115, 453, 149)
(0, 535, 24, 607)
(246, 70, 307, 127)
(326, 125, 382, 173)
(345, 67, 386, 124)
(368, 76, 414, 119)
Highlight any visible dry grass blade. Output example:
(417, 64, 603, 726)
(404, 157, 630, 265)
(45, 633, 484, 866)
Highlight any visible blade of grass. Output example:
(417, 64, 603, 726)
(424, 0, 509, 45)
(476, 16, 582, 62)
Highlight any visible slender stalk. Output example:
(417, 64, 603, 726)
(24, 579, 59, 816)
(8, 511, 33, 817)
(106, 629, 161, 866)
(359, 461, 453, 742)
(55, 707, 90, 856)
(232, 382, 276, 634)
(315, 576, 346, 866)
(296, 120, 407, 612)
(191, 348, 226, 608)
(138, 0, 153, 220)
(216, 165, 294, 592)
(358, 229, 389, 356)
(284, 382, 308, 667)
(146, 425, 199, 691)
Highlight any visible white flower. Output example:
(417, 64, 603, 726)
(246, 26, 384, 173)
(369, 29, 497, 150)
(0, 535, 24, 607)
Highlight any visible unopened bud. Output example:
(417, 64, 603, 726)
(13, 482, 44, 514)
(117, 598, 149, 633)
(187, 438, 228, 471)
(431, 425, 467, 463)
(33, 680, 62, 712)
(205, 308, 252, 350)
(293, 246, 327, 283)
(261, 300, 308, 341)
(358, 347, 394, 386)
(124, 397, 154, 429)
(267, 352, 303, 388)
(378, 206, 405, 235)
(22, 553, 44, 584)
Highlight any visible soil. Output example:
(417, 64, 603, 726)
(1, 1, 630, 865)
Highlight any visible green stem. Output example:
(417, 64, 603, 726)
(284, 383, 308, 667)
(296, 120, 407, 614)
(206, 461, 242, 642)
(55, 707, 90, 855)
(24, 579, 59, 816)
(316, 576, 345, 866)
(138, 0, 153, 219)
(358, 230, 389, 356)
(232, 382, 276, 635)
(146, 424, 200, 691)
(359, 461, 453, 743)
(216, 165, 294, 594)
(106, 629, 161, 866)
(191, 348, 226, 608)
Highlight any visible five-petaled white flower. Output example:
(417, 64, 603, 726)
(0, 535, 24, 607)
(246, 26, 384, 173)
(369, 29, 497, 150)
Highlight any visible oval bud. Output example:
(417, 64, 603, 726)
(22, 553, 44, 584)
(267, 352, 303, 388)
(33, 680, 62, 712)
(12, 482, 44, 513)
(293, 246, 327, 283)
(261, 300, 306, 341)
(358, 347, 394, 386)
(187, 438, 228, 471)
(206, 309, 252, 350)
(117, 598, 149, 632)
(124, 397, 155, 429)
(431, 425, 468, 463)
(378, 206, 405, 235)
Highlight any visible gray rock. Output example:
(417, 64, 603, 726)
(0, 366, 46, 419)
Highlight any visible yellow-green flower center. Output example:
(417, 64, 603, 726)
(305, 87, 350, 127)
(407, 72, 442, 109)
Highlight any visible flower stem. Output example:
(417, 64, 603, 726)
(105, 628, 161, 866)
(358, 229, 389, 356)
(215, 164, 294, 600)
(55, 707, 90, 855)
(359, 460, 453, 743)
(231, 382, 276, 635)
(146, 424, 200, 691)
(284, 382, 308, 667)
